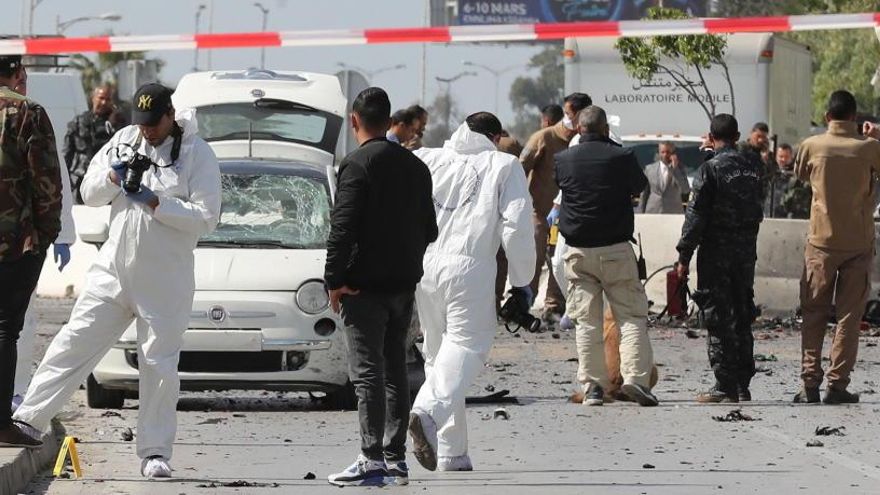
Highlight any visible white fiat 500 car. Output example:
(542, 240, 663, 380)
(85, 69, 420, 409)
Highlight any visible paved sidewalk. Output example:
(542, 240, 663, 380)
(1, 422, 63, 495)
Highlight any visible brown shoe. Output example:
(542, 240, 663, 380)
(696, 386, 738, 403)
(823, 387, 859, 405)
(0, 423, 43, 449)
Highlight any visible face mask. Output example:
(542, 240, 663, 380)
(562, 115, 575, 130)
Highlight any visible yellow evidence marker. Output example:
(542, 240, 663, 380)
(53, 436, 83, 479)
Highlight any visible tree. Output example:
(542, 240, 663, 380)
(615, 7, 734, 121)
(508, 43, 564, 140)
(423, 90, 460, 148)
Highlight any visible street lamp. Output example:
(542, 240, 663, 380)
(434, 71, 477, 133)
(194, 4, 206, 71)
(56, 12, 122, 35)
(254, 2, 270, 70)
(336, 63, 407, 81)
(463, 61, 523, 116)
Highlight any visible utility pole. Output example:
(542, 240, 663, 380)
(254, 2, 269, 69)
(435, 71, 476, 133)
(194, 4, 206, 71)
(206, 0, 214, 70)
(420, 0, 430, 105)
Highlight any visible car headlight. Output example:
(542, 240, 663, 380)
(296, 280, 330, 315)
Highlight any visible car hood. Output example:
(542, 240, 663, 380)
(209, 140, 334, 167)
(194, 248, 326, 291)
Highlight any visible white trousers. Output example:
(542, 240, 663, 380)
(413, 255, 497, 458)
(14, 282, 189, 460)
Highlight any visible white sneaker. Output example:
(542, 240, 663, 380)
(10, 395, 23, 414)
(438, 454, 473, 472)
(408, 411, 438, 471)
(141, 456, 172, 479)
(327, 454, 388, 487)
(384, 459, 409, 485)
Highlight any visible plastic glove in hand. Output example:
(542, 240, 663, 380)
(514, 285, 535, 307)
(124, 185, 158, 209)
(546, 207, 559, 227)
(53, 243, 71, 272)
(110, 162, 127, 185)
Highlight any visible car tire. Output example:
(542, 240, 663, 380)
(86, 374, 125, 409)
(325, 381, 357, 411)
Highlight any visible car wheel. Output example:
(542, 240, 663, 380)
(324, 381, 357, 410)
(86, 374, 125, 409)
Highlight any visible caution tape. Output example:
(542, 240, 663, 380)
(0, 12, 878, 55)
(53, 436, 83, 479)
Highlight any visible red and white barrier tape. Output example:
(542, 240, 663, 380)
(1, 13, 878, 55)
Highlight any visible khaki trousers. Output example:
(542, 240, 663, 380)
(800, 243, 873, 390)
(564, 242, 654, 389)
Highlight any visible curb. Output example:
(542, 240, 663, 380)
(0, 421, 64, 495)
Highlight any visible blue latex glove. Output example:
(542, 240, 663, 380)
(124, 185, 158, 209)
(546, 207, 559, 227)
(514, 286, 535, 307)
(53, 243, 71, 272)
(110, 162, 127, 184)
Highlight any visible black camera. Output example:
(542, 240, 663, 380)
(121, 153, 155, 193)
(499, 287, 541, 333)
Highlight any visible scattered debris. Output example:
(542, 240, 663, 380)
(493, 408, 510, 420)
(466, 390, 516, 405)
(551, 333, 560, 339)
(485, 384, 495, 393)
(100, 411, 122, 418)
(642, 463, 655, 469)
(754, 354, 778, 362)
(232, 413, 246, 418)
(197, 480, 279, 488)
(806, 440, 824, 448)
(120, 427, 134, 442)
(685, 330, 700, 339)
(303, 472, 316, 480)
(196, 417, 226, 425)
(815, 426, 846, 437)
(712, 409, 759, 422)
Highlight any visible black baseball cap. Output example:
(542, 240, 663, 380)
(131, 83, 174, 126)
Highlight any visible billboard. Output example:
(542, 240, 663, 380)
(456, 0, 707, 25)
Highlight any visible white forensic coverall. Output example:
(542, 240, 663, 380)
(14, 109, 221, 461)
(16, 156, 76, 396)
(412, 123, 535, 458)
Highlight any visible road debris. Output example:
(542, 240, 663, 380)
(642, 463, 655, 469)
(815, 426, 846, 436)
(754, 354, 778, 362)
(120, 427, 134, 442)
(493, 408, 510, 420)
(712, 409, 759, 422)
(196, 417, 227, 425)
(100, 411, 122, 418)
(197, 480, 279, 488)
(685, 329, 700, 339)
(806, 440, 824, 448)
(303, 472, 316, 480)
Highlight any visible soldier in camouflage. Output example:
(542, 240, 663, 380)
(64, 85, 122, 203)
(0, 55, 62, 448)
(765, 143, 812, 219)
(675, 114, 765, 404)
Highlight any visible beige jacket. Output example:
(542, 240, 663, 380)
(520, 122, 572, 217)
(794, 121, 880, 251)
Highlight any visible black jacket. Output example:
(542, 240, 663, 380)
(324, 137, 438, 293)
(554, 134, 647, 248)
(676, 146, 764, 265)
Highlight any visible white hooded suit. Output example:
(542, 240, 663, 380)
(412, 123, 535, 458)
(14, 109, 221, 461)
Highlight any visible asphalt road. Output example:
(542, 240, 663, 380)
(19, 297, 880, 494)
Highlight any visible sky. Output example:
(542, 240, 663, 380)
(2, 0, 546, 127)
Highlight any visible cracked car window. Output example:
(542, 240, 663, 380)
(201, 173, 331, 248)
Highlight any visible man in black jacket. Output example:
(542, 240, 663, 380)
(555, 106, 657, 407)
(676, 114, 764, 403)
(324, 87, 437, 487)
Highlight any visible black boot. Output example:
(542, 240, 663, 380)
(792, 386, 820, 404)
(823, 387, 859, 405)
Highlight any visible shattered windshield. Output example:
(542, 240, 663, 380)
(200, 172, 331, 249)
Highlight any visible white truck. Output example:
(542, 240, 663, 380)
(564, 33, 813, 176)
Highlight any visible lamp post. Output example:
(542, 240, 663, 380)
(462, 61, 522, 116)
(434, 71, 476, 135)
(254, 2, 270, 69)
(56, 13, 122, 35)
(194, 4, 206, 71)
(335, 63, 406, 82)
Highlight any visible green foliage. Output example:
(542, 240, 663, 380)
(508, 43, 564, 140)
(615, 7, 731, 120)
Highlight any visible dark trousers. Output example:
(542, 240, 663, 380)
(696, 247, 757, 393)
(0, 253, 46, 427)
(341, 291, 414, 461)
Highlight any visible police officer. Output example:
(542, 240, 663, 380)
(64, 85, 124, 203)
(676, 114, 764, 403)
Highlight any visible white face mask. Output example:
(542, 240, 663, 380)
(562, 115, 575, 130)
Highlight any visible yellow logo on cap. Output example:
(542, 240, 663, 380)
(137, 95, 153, 111)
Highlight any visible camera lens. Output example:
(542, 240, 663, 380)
(122, 168, 142, 193)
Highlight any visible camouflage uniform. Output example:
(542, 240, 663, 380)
(63, 111, 118, 203)
(677, 146, 764, 395)
(0, 86, 63, 261)
(764, 170, 812, 219)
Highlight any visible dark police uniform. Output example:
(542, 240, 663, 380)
(63, 111, 119, 203)
(676, 146, 764, 396)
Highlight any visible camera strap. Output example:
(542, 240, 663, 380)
(132, 122, 183, 168)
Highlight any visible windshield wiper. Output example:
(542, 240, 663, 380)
(198, 239, 290, 249)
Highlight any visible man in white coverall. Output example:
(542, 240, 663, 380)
(14, 83, 221, 478)
(408, 112, 535, 472)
